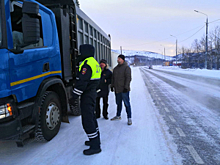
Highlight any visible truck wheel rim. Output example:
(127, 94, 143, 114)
(46, 102, 60, 130)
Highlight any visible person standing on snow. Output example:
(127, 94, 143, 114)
(69, 44, 101, 155)
(110, 54, 132, 125)
(96, 59, 112, 119)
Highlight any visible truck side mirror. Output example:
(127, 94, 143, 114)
(22, 1, 40, 45)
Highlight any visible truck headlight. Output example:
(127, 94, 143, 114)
(0, 103, 13, 119)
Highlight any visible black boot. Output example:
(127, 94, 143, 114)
(83, 147, 102, 155)
(103, 104, 109, 120)
(85, 141, 91, 146)
(85, 140, 101, 146)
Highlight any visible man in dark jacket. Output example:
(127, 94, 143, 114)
(110, 54, 132, 125)
(96, 59, 112, 119)
(69, 44, 101, 155)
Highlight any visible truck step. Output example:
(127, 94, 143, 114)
(22, 125, 35, 134)
(16, 125, 35, 147)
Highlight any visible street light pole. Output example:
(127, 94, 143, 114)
(194, 10, 208, 69)
(170, 35, 178, 66)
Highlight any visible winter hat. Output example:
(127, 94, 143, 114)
(79, 44, 95, 58)
(77, 44, 95, 63)
(100, 59, 107, 65)
(118, 54, 125, 61)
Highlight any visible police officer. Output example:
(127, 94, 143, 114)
(69, 44, 101, 155)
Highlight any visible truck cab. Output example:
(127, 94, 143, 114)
(0, 0, 111, 146)
(0, 0, 72, 146)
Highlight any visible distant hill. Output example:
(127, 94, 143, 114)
(112, 49, 174, 60)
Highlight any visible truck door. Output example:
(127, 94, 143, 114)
(8, 2, 53, 102)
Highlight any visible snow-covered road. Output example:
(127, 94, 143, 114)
(140, 66, 220, 165)
(0, 67, 182, 165)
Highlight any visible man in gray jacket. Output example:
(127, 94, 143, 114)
(110, 54, 132, 125)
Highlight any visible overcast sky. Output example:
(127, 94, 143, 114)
(79, 0, 220, 56)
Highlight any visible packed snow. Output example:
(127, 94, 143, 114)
(139, 65, 220, 164)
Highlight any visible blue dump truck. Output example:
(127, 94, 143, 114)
(0, 0, 111, 146)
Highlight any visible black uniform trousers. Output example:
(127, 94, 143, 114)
(80, 89, 100, 149)
(96, 96, 108, 118)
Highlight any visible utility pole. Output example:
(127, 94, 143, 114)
(160, 44, 166, 63)
(120, 46, 122, 54)
(164, 47, 166, 60)
(194, 10, 208, 69)
(170, 35, 178, 66)
(205, 17, 208, 69)
(176, 39, 177, 66)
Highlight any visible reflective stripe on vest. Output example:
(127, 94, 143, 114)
(79, 57, 101, 80)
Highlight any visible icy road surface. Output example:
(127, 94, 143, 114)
(140, 66, 220, 165)
(0, 67, 182, 165)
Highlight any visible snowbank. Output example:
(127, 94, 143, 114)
(154, 65, 220, 80)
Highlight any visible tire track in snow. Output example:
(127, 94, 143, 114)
(140, 67, 220, 165)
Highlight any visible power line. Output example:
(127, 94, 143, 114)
(179, 25, 205, 43)
(123, 24, 205, 48)
(173, 24, 205, 36)
(178, 19, 220, 43)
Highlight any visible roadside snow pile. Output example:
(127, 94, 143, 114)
(154, 66, 220, 80)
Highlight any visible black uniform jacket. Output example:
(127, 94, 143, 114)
(97, 68, 112, 98)
(72, 60, 99, 99)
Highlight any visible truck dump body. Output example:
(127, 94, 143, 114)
(37, 0, 111, 83)
(76, 7, 111, 66)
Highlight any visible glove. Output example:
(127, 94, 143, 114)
(111, 87, 114, 92)
(69, 97, 77, 105)
(123, 88, 128, 93)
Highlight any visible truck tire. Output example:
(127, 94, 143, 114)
(70, 97, 81, 116)
(36, 91, 61, 141)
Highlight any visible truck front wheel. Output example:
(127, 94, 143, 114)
(36, 91, 61, 141)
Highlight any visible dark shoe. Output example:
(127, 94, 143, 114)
(85, 141, 91, 146)
(128, 118, 132, 125)
(103, 116, 108, 120)
(96, 116, 100, 119)
(83, 148, 102, 155)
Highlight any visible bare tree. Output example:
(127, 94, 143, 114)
(191, 39, 202, 53)
(199, 35, 206, 52)
(207, 26, 220, 69)
(180, 46, 192, 68)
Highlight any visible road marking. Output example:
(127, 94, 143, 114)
(176, 127, 186, 137)
(186, 145, 204, 164)
(168, 115, 176, 122)
(161, 102, 165, 106)
(164, 107, 170, 112)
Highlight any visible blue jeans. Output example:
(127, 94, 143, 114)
(115, 92, 132, 118)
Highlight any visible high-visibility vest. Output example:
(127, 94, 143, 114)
(79, 57, 101, 80)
